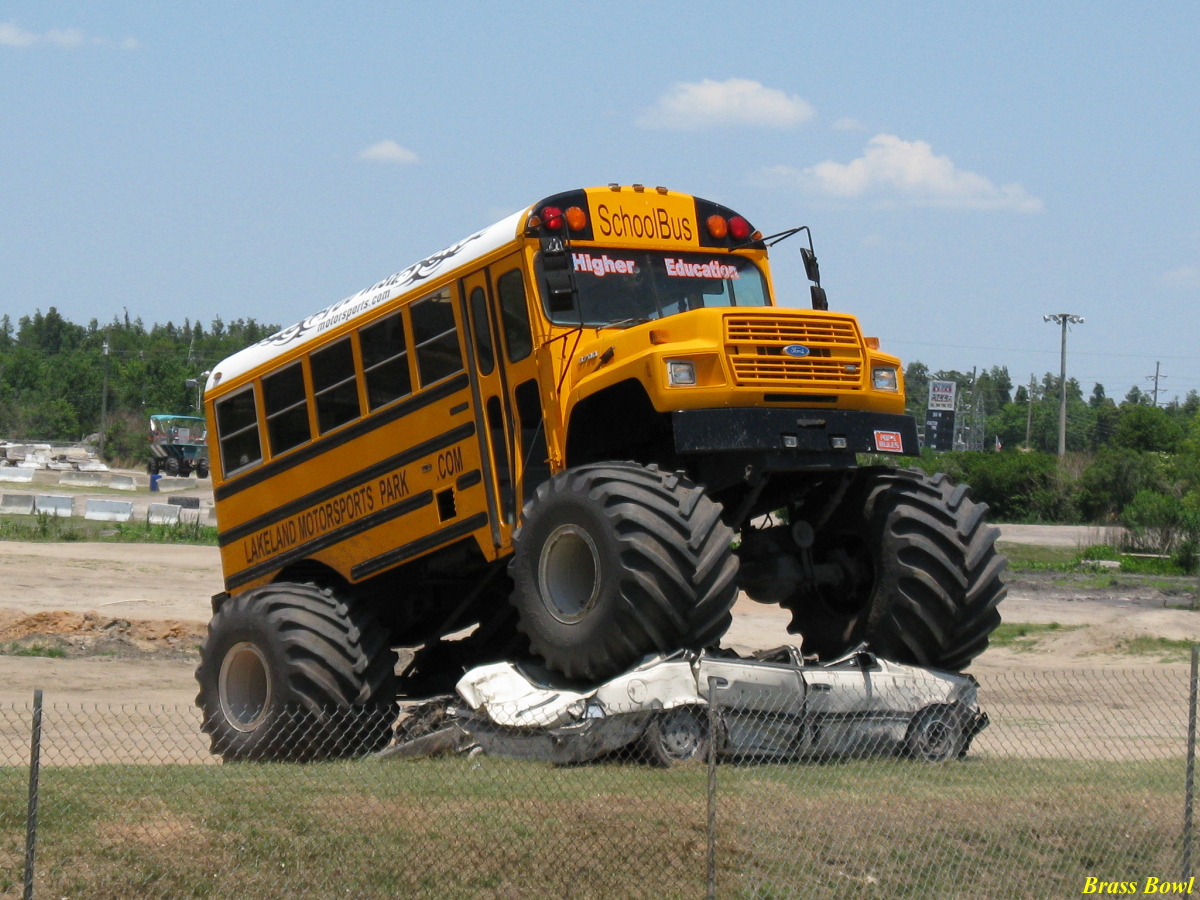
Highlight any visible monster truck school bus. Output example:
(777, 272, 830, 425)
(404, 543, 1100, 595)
(197, 185, 1003, 760)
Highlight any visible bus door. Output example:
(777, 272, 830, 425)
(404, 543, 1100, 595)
(488, 256, 552, 519)
(461, 269, 514, 551)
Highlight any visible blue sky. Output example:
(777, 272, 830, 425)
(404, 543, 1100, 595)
(2, 2, 1198, 403)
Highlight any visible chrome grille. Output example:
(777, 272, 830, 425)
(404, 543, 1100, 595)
(725, 315, 864, 390)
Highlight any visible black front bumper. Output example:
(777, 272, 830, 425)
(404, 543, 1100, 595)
(672, 408, 920, 458)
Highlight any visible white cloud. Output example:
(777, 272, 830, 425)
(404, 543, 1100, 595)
(832, 117, 867, 132)
(1162, 266, 1200, 288)
(357, 140, 419, 164)
(44, 27, 84, 47)
(0, 21, 39, 47)
(1, 20, 133, 49)
(120, 36, 140, 50)
(638, 78, 814, 130)
(758, 133, 1043, 212)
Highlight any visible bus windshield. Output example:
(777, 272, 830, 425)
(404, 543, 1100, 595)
(537, 249, 769, 327)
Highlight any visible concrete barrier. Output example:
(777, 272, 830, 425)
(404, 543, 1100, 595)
(0, 468, 34, 484)
(0, 494, 35, 515)
(147, 503, 180, 526)
(108, 474, 138, 491)
(60, 471, 104, 488)
(167, 495, 200, 509)
(35, 495, 74, 517)
(155, 477, 193, 493)
(83, 499, 133, 523)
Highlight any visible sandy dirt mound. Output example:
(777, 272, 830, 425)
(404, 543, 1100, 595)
(0, 609, 204, 659)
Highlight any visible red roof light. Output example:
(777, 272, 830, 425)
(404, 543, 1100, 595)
(729, 216, 751, 240)
(541, 206, 564, 231)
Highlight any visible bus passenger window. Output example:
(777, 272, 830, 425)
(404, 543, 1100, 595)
(310, 338, 360, 434)
(360, 312, 412, 410)
(411, 289, 464, 386)
(215, 387, 261, 475)
(468, 286, 494, 376)
(262, 362, 311, 456)
(497, 269, 533, 363)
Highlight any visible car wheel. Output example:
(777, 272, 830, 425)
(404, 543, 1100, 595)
(508, 462, 737, 682)
(906, 703, 969, 762)
(641, 706, 710, 767)
(165, 456, 181, 476)
(196, 462, 210, 480)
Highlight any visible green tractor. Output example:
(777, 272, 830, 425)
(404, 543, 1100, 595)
(148, 414, 210, 478)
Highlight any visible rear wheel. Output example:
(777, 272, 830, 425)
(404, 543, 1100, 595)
(195, 583, 397, 760)
(640, 706, 710, 767)
(784, 469, 1005, 671)
(509, 463, 738, 682)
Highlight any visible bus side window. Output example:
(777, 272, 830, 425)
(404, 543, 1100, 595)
(215, 387, 262, 475)
(514, 378, 549, 502)
(360, 312, 412, 410)
(497, 269, 533, 363)
(310, 338, 360, 434)
(262, 362, 311, 456)
(468, 286, 494, 376)
(411, 289, 464, 386)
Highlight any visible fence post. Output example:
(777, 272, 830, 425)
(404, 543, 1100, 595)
(23, 689, 43, 900)
(1185, 646, 1198, 885)
(706, 677, 718, 900)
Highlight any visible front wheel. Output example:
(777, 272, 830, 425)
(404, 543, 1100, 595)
(784, 469, 1006, 671)
(195, 583, 397, 760)
(906, 703, 970, 762)
(508, 463, 738, 682)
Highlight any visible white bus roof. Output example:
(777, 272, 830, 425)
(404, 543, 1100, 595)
(206, 209, 526, 392)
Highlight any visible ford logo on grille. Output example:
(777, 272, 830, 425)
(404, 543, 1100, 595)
(782, 344, 811, 358)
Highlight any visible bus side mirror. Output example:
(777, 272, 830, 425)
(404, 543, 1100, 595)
(810, 286, 828, 311)
(800, 247, 821, 286)
(540, 237, 578, 313)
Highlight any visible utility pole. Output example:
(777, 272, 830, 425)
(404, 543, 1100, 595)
(99, 337, 110, 459)
(1024, 373, 1036, 450)
(1043, 313, 1084, 458)
(1147, 362, 1166, 407)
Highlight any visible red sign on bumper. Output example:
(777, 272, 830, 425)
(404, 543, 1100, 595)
(874, 431, 904, 453)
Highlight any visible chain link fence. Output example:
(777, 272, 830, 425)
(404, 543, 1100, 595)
(2, 659, 1198, 898)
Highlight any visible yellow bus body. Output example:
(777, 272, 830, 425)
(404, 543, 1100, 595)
(204, 186, 907, 597)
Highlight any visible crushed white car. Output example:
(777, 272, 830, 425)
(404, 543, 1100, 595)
(381, 647, 988, 766)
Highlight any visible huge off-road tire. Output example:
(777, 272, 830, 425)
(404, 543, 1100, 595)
(509, 463, 738, 682)
(785, 469, 1005, 671)
(195, 583, 397, 760)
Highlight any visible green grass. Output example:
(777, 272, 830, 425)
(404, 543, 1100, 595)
(0, 756, 1185, 899)
(0, 642, 65, 658)
(996, 542, 1080, 571)
(0, 513, 217, 545)
(1111, 636, 1197, 663)
(988, 621, 1082, 651)
(999, 541, 1197, 577)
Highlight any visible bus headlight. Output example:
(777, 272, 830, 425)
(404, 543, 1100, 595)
(872, 367, 898, 391)
(666, 360, 697, 386)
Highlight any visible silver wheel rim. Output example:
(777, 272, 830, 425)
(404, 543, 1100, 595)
(219, 642, 273, 732)
(538, 524, 601, 623)
(658, 708, 704, 760)
(920, 717, 954, 759)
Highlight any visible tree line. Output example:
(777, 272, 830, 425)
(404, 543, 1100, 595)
(0, 309, 1196, 563)
(0, 307, 276, 458)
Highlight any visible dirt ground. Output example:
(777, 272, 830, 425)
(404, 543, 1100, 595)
(0, 527, 1197, 707)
